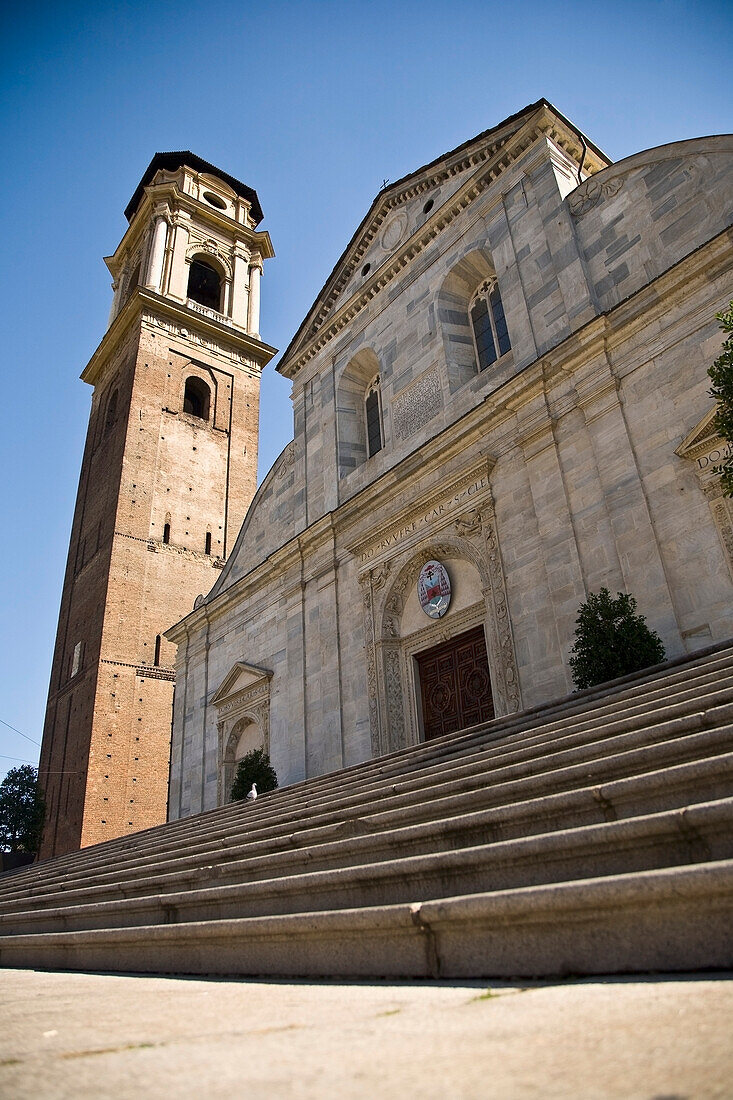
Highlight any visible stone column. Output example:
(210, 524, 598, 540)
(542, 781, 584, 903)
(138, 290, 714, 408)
(168, 213, 191, 302)
(231, 246, 250, 326)
(107, 279, 121, 327)
(575, 360, 682, 651)
(516, 403, 586, 693)
(247, 255, 262, 337)
(145, 213, 169, 292)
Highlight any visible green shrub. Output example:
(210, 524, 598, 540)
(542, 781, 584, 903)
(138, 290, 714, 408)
(569, 588, 666, 691)
(230, 748, 278, 801)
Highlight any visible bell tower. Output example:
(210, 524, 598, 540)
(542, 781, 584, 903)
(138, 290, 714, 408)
(38, 153, 275, 858)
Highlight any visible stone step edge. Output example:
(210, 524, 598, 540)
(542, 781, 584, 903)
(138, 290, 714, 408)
(114, 667, 733, 852)
(19, 696, 733, 895)
(2, 860, 731, 980)
(113, 678, 733, 857)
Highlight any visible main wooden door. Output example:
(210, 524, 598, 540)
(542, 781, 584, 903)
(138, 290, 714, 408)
(416, 626, 494, 742)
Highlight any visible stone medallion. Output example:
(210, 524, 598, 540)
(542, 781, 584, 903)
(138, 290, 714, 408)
(380, 212, 408, 252)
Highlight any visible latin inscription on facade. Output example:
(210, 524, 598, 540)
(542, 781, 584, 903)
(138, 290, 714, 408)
(360, 474, 489, 562)
(696, 443, 732, 471)
(392, 367, 442, 442)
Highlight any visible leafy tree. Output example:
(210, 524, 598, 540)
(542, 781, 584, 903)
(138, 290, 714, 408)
(708, 300, 733, 497)
(0, 766, 46, 854)
(569, 588, 666, 691)
(230, 748, 278, 801)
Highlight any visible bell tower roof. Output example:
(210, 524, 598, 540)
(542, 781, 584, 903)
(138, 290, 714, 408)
(124, 151, 264, 225)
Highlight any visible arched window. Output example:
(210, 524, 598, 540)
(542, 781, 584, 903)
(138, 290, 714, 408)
(470, 279, 511, 372)
(183, 376, 211, 421)
(336, 348, 383, 478)
(365, 374, 383, 458)
(104, 389, 118, 433)
(163, 521, 171, 545)
(187, 256, 222, 311)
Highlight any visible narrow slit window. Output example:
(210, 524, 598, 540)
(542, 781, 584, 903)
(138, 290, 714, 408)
(163, 522, 171, 544)
(104, 389, 118, 432)
(205, 531, 212, 555)
(154, 635, 161, 666)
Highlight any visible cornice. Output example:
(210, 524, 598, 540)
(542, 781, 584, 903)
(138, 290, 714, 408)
(81, 288, 277, 386)
(342, 459, 495, 561)
(675, 407, 721, 462)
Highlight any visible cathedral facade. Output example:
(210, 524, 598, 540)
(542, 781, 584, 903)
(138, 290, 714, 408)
(167, 102, 733, 819)
(167, 102, 733, 818)
(42, 102, 732, 839)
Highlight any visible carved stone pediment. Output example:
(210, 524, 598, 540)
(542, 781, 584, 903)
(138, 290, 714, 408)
(211, 661, 273, 711)
(676, 407, 733, 581)
(675, 407, 725, 467)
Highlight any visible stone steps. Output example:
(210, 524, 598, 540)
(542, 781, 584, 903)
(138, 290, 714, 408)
(5, 796, 732, 935)
(1, 862, 730, 979)
(6, 749, 732, 916)
(1, 642, 732, 978)
(9, 643, 731, 894)
(3, 730, 731, 911)
(5, 654, 732, 901)
(4, 700, 730, 907)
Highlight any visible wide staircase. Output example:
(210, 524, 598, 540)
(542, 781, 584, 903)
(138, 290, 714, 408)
(1, 643, 732, 980)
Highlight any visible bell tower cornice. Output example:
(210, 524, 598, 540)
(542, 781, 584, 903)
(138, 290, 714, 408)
(81, 286, 277, 388)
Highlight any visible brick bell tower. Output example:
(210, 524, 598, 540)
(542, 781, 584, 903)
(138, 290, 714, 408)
(38, 153, 275, 858)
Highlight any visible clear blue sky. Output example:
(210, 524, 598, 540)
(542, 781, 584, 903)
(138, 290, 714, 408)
(0, 0, 730, 781)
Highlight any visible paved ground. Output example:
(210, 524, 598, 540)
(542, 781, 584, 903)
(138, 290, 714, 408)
(1, 968, 731, 1099)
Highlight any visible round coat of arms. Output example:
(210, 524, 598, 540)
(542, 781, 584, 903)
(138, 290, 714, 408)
(418, 560, 451, 619)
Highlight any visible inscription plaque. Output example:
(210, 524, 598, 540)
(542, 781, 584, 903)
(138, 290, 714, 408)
(392, 367, 442, 442)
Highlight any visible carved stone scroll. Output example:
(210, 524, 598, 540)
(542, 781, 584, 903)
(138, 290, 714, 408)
(359, 574, 381, 756)
(482, 506, 521, 713)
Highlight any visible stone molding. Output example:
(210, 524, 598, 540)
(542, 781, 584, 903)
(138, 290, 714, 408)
(350, 462, 494, 566)
(185, 237, 234, 280)
(281, 109, 603, 379)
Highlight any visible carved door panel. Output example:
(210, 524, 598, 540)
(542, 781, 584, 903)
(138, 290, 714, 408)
(416, 626, 494, 741)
